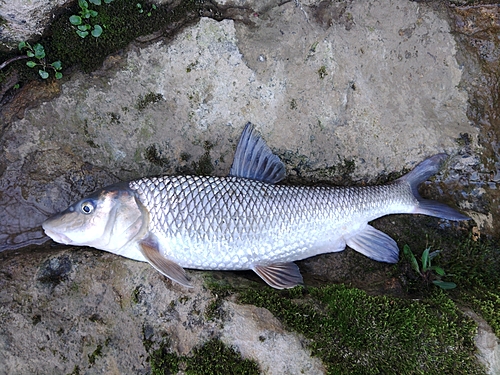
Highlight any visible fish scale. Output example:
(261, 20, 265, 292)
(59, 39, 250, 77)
(42, 123, 469, 289)
(129, 175, 416, 270)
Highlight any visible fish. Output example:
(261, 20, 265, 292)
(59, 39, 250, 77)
(42, 123, 470, 289)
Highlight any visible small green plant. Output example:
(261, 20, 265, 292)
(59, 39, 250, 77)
(18, 42, 62, 79)
(136, 3, 157, 16)
(69, 0, 113, 38)
(403, 245, 457, 290)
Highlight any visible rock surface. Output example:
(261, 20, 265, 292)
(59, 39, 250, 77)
(1, 0, 499, 374)
(1, 2, 477, 251)
(0, 247, 325, 374)
(0, 0, 71, 51)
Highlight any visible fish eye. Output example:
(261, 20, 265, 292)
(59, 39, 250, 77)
(80, 200, 95, 215)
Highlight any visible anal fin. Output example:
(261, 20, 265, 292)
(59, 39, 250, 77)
(345, 225, 399, 263)
(252, 262, 303, 289)
(139, 236, 192, 288)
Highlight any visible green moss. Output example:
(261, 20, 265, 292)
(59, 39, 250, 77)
(88, 344, 103, 365)
(237, 285, 483, 375)
(131, 285, 142, 304)
(440, 236, 500, 336)
(318, 65, 328, 79)
(192, 141, 215, 176)
(180, 152, 192, 162)
(150, 338, 180, 375)
(312, 157, 357, 183)
(136, 92, 164, 111)
(13, 0, 206, 79)
(394, 227, 499, 337)
(82, 120, 99, 148)
(150, 337, 259, 375)
(144, 144, 170, 167)
(186, 60, 198, 73)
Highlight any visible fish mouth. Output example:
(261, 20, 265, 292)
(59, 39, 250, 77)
(42, 226, 73, 245)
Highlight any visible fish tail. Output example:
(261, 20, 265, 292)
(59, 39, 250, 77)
(396, 154, 469, 221)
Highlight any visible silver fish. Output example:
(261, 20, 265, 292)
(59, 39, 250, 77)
(43, 123, 469, 289)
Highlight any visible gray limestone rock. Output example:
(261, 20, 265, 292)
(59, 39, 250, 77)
(0, 4, 476, 251)
(0, 0, 71, 51)
(0, 0, 498, 374)
(0, 247, 324, 374)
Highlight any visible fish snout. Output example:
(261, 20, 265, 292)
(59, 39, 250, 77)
(42, 220, 73, 245)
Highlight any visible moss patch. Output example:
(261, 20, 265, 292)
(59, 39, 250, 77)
(443, 237, 500, 337)
(192, 141, 215, 176)
(0, 0, 211, 86)
(395, 228, 500, 338)
(136, 92, 164, 111)
(237, 285, 483, 375)
(149, 337, 259, 375)
(47, 0, 205, 73)
(144, 144, 170, 168)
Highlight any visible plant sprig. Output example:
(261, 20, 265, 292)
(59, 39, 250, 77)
(18, 42, 63, 79)
(69, 0, 113, 38)
(403, 245, 457, 290)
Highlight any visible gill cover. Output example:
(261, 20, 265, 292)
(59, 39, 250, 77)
(42, 183, 146, 258)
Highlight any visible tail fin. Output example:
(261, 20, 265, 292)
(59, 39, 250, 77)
(396, 154, 470, 221)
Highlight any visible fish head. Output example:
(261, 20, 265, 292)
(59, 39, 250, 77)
(42, 183, 147, 253)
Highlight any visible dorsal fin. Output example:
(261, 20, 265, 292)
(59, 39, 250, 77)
(229, 123, 286, 184)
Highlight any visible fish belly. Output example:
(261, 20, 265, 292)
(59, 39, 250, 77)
(130, 175, 416, 270)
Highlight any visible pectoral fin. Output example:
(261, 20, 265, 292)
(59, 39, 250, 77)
(139, 237, 192, 288)
(252, 262, 304, 289)
(345, 225, 399, 263)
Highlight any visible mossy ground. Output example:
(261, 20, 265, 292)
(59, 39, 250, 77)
(199, 228, 498, 375)
(236, 285, 482, 375)
(387, 217, 500, 337)
(149, 337, 259, 375)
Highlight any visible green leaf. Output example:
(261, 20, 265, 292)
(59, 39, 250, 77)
(432, 280, 457, 290)
(78, 0, 89, 9)
(33, 43, 45, 59)
(51, 61, 62, 70)
(421, 247, 430, 271)
(104, 0, 114, 3)
(78, 25, 90, 31)
(18, 41, 27, 50)
(69, 15, 82, 25)
(76, 30, 89, 38)
(26, 61, 37, 68)
(403, 245, 420, 274)
(39, 70, 49, 79)
(89, 10, 98, 17)
(26, 51, 35, 58)
(91, 24, 103, 37)
(89, 0, 101, 4)
(429, 266, 445, 276)
(55, 72, 63, 80)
